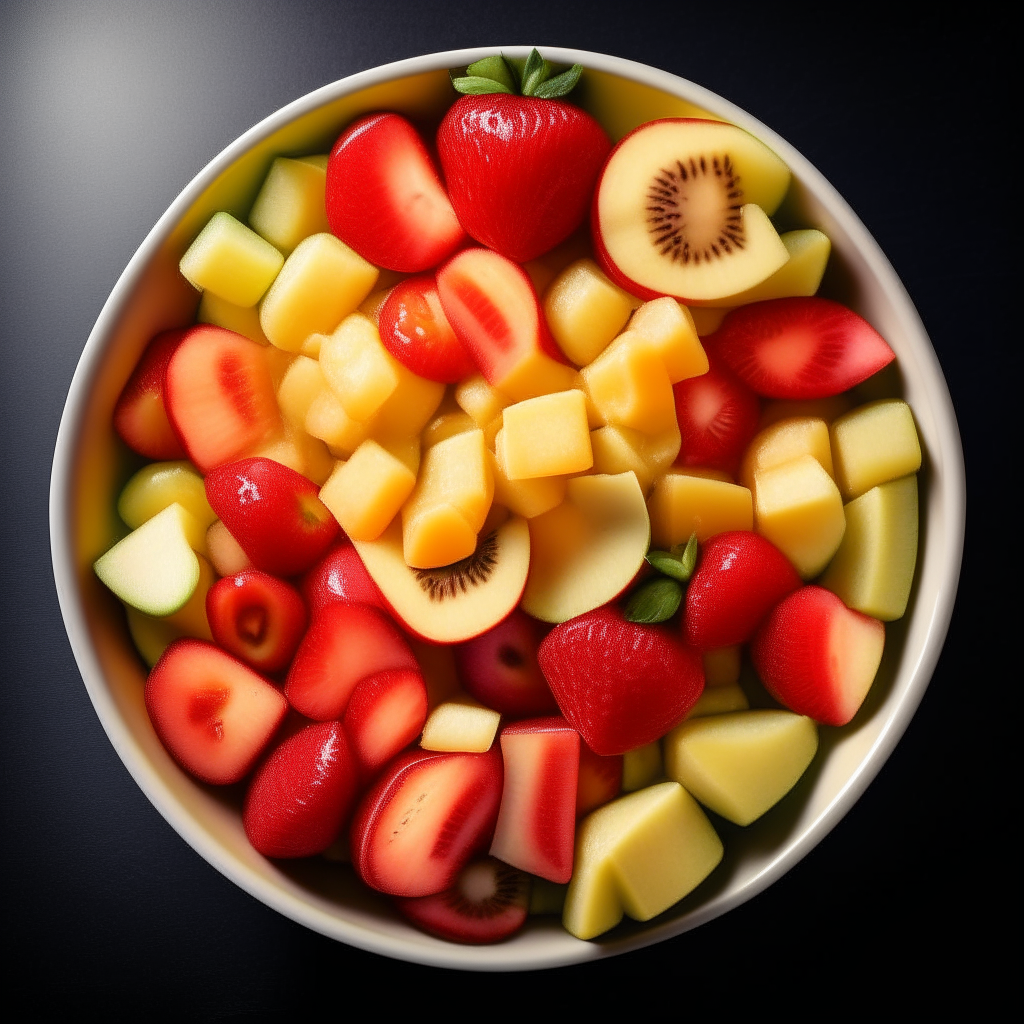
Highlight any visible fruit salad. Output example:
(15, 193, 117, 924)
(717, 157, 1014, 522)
(94, 50, 922, 946)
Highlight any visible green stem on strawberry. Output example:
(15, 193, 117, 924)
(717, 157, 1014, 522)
(451, 49, 583, 99)
(645, 533, 700, 583)
(624, 577, 683, 624)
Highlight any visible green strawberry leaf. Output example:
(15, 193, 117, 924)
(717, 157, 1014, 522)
(465, 56, 519, 93)
(533, 64, 583, 99)
(646, 549, 691, 582)
(624, 577, 684, 624)
(520, 48, 548, 96)
(451, 75, 514, 96)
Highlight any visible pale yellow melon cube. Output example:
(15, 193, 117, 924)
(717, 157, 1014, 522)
(754, 454, 846, 578)
(663, 711, 818, 826)
(304, 388, 368, 455)
(685, 684, 749, 718)
(299, 332, 325, 358)
(739, 416, 834, 494)
(420, 697, 501, 753)
(543, 258, 637, 366)
(455, 374, 512, 428)
(319, 314, 400, 422)
(205, 520, 251, 577)
(365, 361, 445, 442)
(319, 440, 416, 541)
(590, 423, 681, 493)
(621, 742, 662, 792)
(117, 461, 215, 535)
(488, 450, 566, 520)
(180, 211, 284, 307)
(499, 390, 593, 479)
(830, 399, 922, 500)
(522, 229, 593, 295)
(277, 355, 326, 429)
(647, 471, 753, 548)
(379, 435, 421, 476)
(498, 349, 580, 403)
(259, 233, 378, 351)
(197, 291, 270, 345)
(248, 156, 330, 254)
(627, 297, 709, 383)
(759, 394, 854, 430)
(703, 646, 741, 688)
(422, 411, 476, 449)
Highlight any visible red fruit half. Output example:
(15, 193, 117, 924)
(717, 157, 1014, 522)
(377, 274, 476, 383)
(576, 740, 623, 817)
(325, 112, 466, 273)
(113, 328, 187, 459)
(394, 857, 529, 944)
(752, 585, 886, 726)
(205, 457, 339, 577)
(301, 541, 387, 616)
(284, 602, 418, 721)
(243, 721, 359, 858)
(673, 348, 761, 476)
(164, 325, 281, 473)
(206, 569, 308, 674)
(351, 747, 503, 897)
(343, 668, 429, 779)
(454, 609, 557, 718)
(683, 531, 802, 649)
(712, 297, 896, 399)
(145, 639, 288, 785)
(437, 94, 610, 264)
(538, 605, 704, 756)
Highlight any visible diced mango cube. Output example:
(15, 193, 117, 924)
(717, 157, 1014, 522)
(454, 374, 512, 428)
(590, 423, 681, 493)
(319, 314, 400, 422)
(402, 503, 479, 569)
(488, 450, 567, 520)
(304, 387, 368, 455)
(365, 360, 445, 442)
(197, 291, 270, 345)
(627, 297, 709, 383)
(740, 416, 834, 495)
(499, 390, 593, 479)
(248, 155, 330, 254)
(830, 399, 922, 500)
(422, 411, 476, 449)
(277, 355, 326, 429)
(647, 471, 753, 547)
(420, 697, 502, 753)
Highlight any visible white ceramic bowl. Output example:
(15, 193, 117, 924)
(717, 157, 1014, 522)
(50, 46, 965, 971)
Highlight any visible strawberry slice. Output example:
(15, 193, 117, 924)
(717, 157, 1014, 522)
(243, 720, 359, 858)
(538, 605, 704, 756)
(205, 457, 339, 577)
(394, 857, 530, 944)
(683, 531, 802, 650)
(711, 297, 896, 399)
(325, 112, 466, 273)
(575, 740, 622, 817)
(751, 586, 886, 726)
(113, 328, 188, 459)
(145, 639, 288, 785)
(351, 747, 504, 897)
(206, 569, 308, 675)
(343, 668, 429, 779)
(378, 275, 476, 383)
(301, 541, 387, 616)
(284, 602, 419, 721)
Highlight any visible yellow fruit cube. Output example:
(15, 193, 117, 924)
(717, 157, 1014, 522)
(379, 436, 421, 476)
(739, 416, 834, 494)
(685, 684, 749, 718)
(250, 426, 334, 486)
(402, 503, 479, 569)
(259, 233, 378, 351)
(627, 297, 709, 383)
(197, 291, 270, 345)
(621, 742, 662, 792)
(830, 399, 922, 500)
(498, 390, 593, 479)
(179, 211, 283, 307)
(647, 471, 753, 547)
(365, 361, 445, 443)
(319, 314, 400, 422)
(117, 461, 215, 535)
(454, 374, 511, 428)
(276, 355, 326, 429)
(422, 411, 476, 449)
(590, 423, 681, 493)
(488, 450, 567, 520)
(498, 348, 580, 403)
(420, 697, 501, 753)
(759, 394, 853, 430)
(304, 387, 368, 455)
(248, 156, 330, 255)
(702, 646, 741, 688)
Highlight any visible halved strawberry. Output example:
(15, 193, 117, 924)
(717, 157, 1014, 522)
(145, 639, 288, 785)
(343, 667, 429, 779)
(394, 857, 529, 944)
(113, 328, 188, 459)
(205, 457, 339, 578)
(575, 740, 623, 817)
(350, 747, 503, 897)
(301, 541, 387, 616)
(284, 602, 419, 721)
(538, 605, 704, 756)
(683, 531, 802, 650)
(243, 720, 359, 858)
(711, 297, 896, 399)
(164, 325, 281, 473)
(377, 274, 476, 383)
(206, 569, 308, 675)
(751, 585, 886, 726)
(325, 112, 466, 273)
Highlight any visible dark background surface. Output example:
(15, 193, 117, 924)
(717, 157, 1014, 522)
(0, 1, 1015, 1017)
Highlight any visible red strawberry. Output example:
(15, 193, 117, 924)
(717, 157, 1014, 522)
(683, 531, 802, 650)
(145, 639, 288, 785)
(538, 605, 704, 756)
(113, 328, 188, 459)
(301, 541, 387, 616)
(575, 740, 623, 817)
(342, 668, 429, 779)
(437, 51, 610, 263)
(394, 857, 530, 944)
(351, 747, 504, 897)
(751, 586, 886, 726)
(206, 569, 308, 675)
(205, 457, 339, 577)
(325, 112, 466, 273)
(377, 274, 476, 383)
(243, 720, 359, 859)
(711, 297, 896, 399)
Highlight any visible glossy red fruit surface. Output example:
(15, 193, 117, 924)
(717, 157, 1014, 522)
(301, 541, 386, 616)
(326, 112, 465, 272)
(351, 747, 504, 897)
(206, 569, 308, 674)
(205, 457, 339, 577)
(538, 605, 704, 756)
(113, 328, 188, 459)
(394, 857, 529, 944)
(243, 721, 359, 859)
(711, 297, 896, 399)
(377, 274, 476, 383)
(437, 94, 610, 264)
(683, 531, 802, 650)
(343, 667, 429, 779)
(145, 639, 288, 785)
(575, 740, 622, 816)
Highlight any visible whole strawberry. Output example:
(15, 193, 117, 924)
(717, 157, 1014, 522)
(437, 50, 610, 264)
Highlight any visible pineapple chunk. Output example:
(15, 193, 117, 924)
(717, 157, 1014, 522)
(627, 297, 709, 383)
(248, 155, 330, 255)
(498, 390, 593, 479)
(304, 387, 368, 455)
(830, 399, 922, 500)
(590, 423, 681, 493)
(647, 470, 753, 548)
(454, 373, 512, 428)
(488, 450, 567, 520)
(319, 314, 400, 422)
(739, 416, 834, 494)
(422, 411, 476, 449)
(197, 291, 270, 345)
(277, 355, 327, 429)
(420, 697, 502, 753)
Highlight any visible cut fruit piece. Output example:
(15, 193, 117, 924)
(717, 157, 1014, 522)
(145, 639, 288, 785)
(350, 747, 504, 897)
(647, 470, 753, 548)
(352, 516, 531, 644)
(739, 416, 834, 495)
(576, 741, 623, 816)
(205, 519, 251, 577)
(751, 585, 886, 726)
(198, 290, 271, 345)
(454, 373, 512, 429)
(318, 313, 400, 422)
(420, 697, 501, 753)
(343, 668, 429, 778)
(498, 390, 593, 480)
(248, 155, 330, 255)
(759, 394, 854, 430)
(685, 683, 749, 718)
(829, 399, 922, 500)
(663, 710, 818, 825)
(301, 540, 387, 615)
(626, 297, 708, 383)
(589, 423, 681, 494)
(488, 448, 567, 520)
(126, 605, 186, 669)
(621, 741, 662, 792)
(117, 460, 215, 535)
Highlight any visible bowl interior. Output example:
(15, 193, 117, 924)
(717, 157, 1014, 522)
(51, 48, 964, 970)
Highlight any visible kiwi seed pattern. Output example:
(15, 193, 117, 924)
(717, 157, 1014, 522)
(413, 531, 499, 602)
(441, 861, 528, 918)
(646, 154, 744, 263)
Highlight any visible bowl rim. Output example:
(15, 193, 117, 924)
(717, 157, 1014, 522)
(50, 45, 966, 971)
